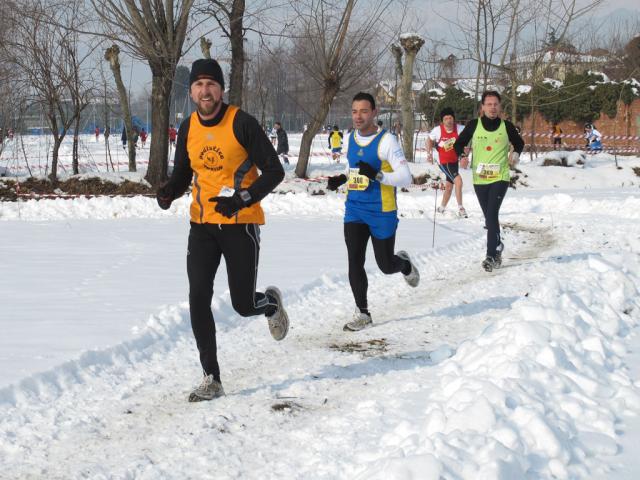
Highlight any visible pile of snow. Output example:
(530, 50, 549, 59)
(543, 78, 563, 88)
(516, 84, 532, 95)
(399, 32, 424, 41)
(589, 70, 612, 83)
(360, 253, 640, 479)
(539, 150, 587, 167)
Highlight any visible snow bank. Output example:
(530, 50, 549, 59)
(1, 190, 639, 478)
(356, 252, 640, 479)
(0, 187, 437, 221)
(0, 290, 250, 406)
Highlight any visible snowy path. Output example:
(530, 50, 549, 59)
(3, 194, 640, 479)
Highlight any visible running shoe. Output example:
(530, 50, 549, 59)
(343, 310, 373, 331)
(397, 250, 420, 287)
(188, 374, 225, 402)
(265, 286, 289, 341)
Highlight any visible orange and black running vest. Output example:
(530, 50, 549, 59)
(187, 106, 265, 224)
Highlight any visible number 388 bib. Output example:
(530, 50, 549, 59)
(347, 168, 370, 191)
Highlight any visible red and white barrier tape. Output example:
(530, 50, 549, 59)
(528, 132, 639, 140)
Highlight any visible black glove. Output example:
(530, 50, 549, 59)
(357, 161, 379, 181)
(156, 183, 174, 210)
(327, 174, 347, 191)
(209, 192, 247, 218)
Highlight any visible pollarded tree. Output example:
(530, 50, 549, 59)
(292, 0, 396, 178)
(105, 45, 136, 172)
(200, 0, 247, 107)
(92, 0, 195, 186)
(397, 33, 424, 162)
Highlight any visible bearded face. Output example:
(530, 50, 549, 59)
(190, 78, 223, 118)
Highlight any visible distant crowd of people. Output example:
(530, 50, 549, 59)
(2, 115, 609, 158)
(92, 125, 157, 150)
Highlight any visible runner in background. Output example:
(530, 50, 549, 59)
(585, 123, 603, 152)
(326, 92, 419, 331)
(552, 123, 562, 149)
(426, 107, 467, 218)
(328, 125, 344, 163)
(275, 121, 289, 164)
(454, 91, 524, 272)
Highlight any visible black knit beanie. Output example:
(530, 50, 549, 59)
(189, 59, 225, 90)
(439, 107, 455, 121)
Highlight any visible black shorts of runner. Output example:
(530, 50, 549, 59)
(553, 137, 562, 145)
(438, 161, 459, 184)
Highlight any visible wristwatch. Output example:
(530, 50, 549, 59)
(238, 189, 252, 205)
(375, 171, 384, 182)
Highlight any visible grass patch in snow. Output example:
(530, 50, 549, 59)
(0, 176, 154, 201)
(329, 338, 389, 356)
(271, 400, 304, 413)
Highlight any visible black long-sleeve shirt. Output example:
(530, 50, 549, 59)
(276, 128, 289, 153)
(168, 103, 284, 203)
(454, 116, 524, 156)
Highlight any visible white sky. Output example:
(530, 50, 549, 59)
(121, 0, 640, 95)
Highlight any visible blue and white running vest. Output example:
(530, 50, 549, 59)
(344, 129, 399, 239)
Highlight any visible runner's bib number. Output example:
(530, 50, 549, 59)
(217, 186, 235, 197)
(438, 137, 456, 151)
(476, 163, 501, 180)
(347, 168, 370, 191)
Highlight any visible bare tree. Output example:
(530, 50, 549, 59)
(511, 0, 602, 137)
(63, 4, 98, 175)
(200, 0, 247, 106)
(397, 34, 425, 162)
(6, 0, 94, 181)
(437, 0, 601, 125)
(291, 0, 395, 178)
(245, 43, 277, 127)
(0, 1, 20, 154)
(92, 0, 195, 186)
(197, 0, 281, 107)
(105, 45, 136, 172)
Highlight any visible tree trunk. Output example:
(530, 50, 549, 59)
(145, 70, 172, 186)
(200, 37, 212, 59)
(530, 94, 537, 159)
(510, 72, 518, 123)
(625, 103, 630, 138)
(295, 86, 339, 178)
(103, 82, 111, 171)
(400, 56, 415, 161)
(228, 0, 246, 107)
(391, 44, 403, 120)
(50, 136, 62, 182)
(127, 125, 137, 171)
(72, 115, 80, 174)
(399, 36, 425, 162)
(391, 44, 403, 78)
(105, 46, 136, 172)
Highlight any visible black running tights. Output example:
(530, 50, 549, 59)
(187, 223, 276, 381)
(344, 222, 409, 311)
(473, 181, 509, 257)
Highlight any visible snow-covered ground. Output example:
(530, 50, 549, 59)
(1, 133, 640, 479)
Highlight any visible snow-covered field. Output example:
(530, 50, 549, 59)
(1, 133, 640, 479)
